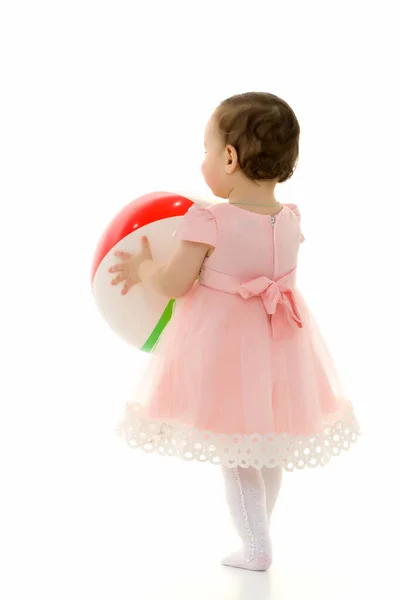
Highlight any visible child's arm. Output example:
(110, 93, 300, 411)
(139, 239, 210, 298)
(109, 206, 217, 297)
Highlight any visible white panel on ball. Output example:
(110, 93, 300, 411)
(92, 216, 181, 348)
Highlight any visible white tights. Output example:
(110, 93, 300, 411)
(221, 465, 283, 571)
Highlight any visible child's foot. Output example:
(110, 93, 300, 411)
(221, 550, 272, 572)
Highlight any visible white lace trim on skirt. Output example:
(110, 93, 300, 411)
(116, 404, 360, 472)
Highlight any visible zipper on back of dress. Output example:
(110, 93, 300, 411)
(271, 216, 275, 279)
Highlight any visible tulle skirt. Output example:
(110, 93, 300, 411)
(116, 282, 360, 471)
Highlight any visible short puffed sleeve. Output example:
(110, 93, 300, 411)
(175, 205, 218, 247)
(285, 203, 305, 243)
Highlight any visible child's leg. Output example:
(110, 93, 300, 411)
(221, 466, 272, 571)
(261, 466, 283, 518)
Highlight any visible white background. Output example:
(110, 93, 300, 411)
(1, 1, 399, 598)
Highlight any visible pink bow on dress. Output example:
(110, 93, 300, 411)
(237, 269, 304, 340)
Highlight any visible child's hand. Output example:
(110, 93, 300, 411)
(108, 236, 153, 295)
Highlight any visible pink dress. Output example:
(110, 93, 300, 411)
(117, 203, 360, 471)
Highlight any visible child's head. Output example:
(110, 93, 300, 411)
(202, 92, 300, 199)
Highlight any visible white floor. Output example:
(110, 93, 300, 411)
(4, 413, 398, 600)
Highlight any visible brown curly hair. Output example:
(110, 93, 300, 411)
(214, 92, 300, 183)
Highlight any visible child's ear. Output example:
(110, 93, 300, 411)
(225, 145, 238, 174)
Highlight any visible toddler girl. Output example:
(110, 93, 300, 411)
(110, 92, 360, 571)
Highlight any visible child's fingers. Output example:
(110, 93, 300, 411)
(114, 251, 133, 261)
(141, 236, 152, 257)
(121, 279, 135, 295)
(108, 264, 126, 273)
(111, 273, 127, 286)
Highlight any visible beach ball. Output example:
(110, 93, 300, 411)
(91, 191, 210, 351)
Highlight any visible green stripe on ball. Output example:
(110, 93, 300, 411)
(140, 299, 176, 352)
